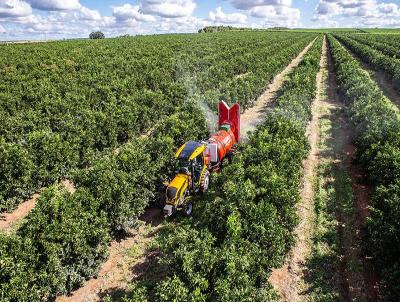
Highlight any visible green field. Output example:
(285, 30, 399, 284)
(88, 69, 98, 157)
(1, 29, 400, 301)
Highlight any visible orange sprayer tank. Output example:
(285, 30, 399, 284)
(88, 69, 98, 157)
(205, 101, 240, 165)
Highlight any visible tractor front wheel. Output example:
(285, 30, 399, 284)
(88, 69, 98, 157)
(200, 170, 210, 193)
(158, 193, 167, 209)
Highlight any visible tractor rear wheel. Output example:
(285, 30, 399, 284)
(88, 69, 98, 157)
(184, 202, 193, 216)
(200, 170, 210, 193)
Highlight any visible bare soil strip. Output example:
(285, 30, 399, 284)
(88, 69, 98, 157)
(268, 37, 326, 302)
(332, 42, 381, 302)
(343, 44, 400, 110)
(0, 193, 40, 232)
(56, 208, 162, 302)
(62, 179, 76, 194)
(240, 39, 316, 139)
(0, 179, 75, 233)
(326, 44, 364, 302)
(299, 39, 378, 302)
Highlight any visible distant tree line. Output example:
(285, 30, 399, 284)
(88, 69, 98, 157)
(198, 26, 253, 33)
(198, 26, 292, 33)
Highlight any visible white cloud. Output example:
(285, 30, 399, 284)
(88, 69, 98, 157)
(78, 6, 102, 21)
(312, 0, 400, 27)
(248, 5, 301, 27)
(27, 0, 81, 11)
(361, 16, 400, 26)
(226, 0, 300, 27)
(315, 1, 342, 15)
(249, 5, 276, 18)
(112, 4, 155, 22)
(209, 6, 247, 24)
(140, 0, 196, 18)
(378, 3, 399, 15)
(230, 0, 292, 10)
(0, 0, 32, 18)
(0, 24, 6, 32)
(156, 16, 209, 33)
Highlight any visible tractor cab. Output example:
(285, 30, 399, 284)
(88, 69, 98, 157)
(174, 141, 207, 185)
(163, 141, 210, 217)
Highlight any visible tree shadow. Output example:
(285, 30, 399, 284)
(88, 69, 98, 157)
(98, 208, 173, 301)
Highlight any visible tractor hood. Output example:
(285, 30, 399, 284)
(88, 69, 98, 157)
(166, 174, 189, 206)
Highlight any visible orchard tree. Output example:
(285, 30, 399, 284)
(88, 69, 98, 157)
(89, 31, 105, 39)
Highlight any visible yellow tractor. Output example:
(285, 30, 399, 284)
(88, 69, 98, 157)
(162, 141, 210, 217)
(162, 101, 240, 217)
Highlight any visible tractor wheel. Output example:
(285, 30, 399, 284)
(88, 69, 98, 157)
(158, 193, 166, 209)
(227, 151, 233, 164)
(184, 202, 193, 216)
(200, 170, 210, 193)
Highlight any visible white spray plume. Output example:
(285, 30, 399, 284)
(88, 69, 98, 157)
(178, 61, 218, 132)
(197, 98, 218, 132)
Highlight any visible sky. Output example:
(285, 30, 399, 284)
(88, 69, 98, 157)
(1, 0, 400, 40)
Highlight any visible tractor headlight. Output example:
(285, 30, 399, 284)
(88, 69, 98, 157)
(163, 205, 174, 217)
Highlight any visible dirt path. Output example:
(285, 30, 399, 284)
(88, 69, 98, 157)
(56, 208, 162, 302)
(0, 179, 75, 233)
(331, 71, 380, 302)
(240, 38, 316, 139)
(325, 42, 362, 301)
(268, 37, 326, 302)
(342, 43, 400, 110)
(0, 193, 40, 232)
(327, 41, 379, 302)
(326, 41, 353, 301)
(297, 38, 379, 302)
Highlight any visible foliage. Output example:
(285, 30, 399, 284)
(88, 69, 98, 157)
(328, 35, 400, 300)
(334, 34, 400, 92)
(0, 138, 35, 211)
(198, 26, 255, 33)
(0, 31, 315, 211)
(0, 32, 319, 300)
(150, 37, 323, 301)
(89, 31, 105, 39)
(0, 97, 210, 301)
(73, 140, 156, 235)
(345, 34, 400, 58)
(0, 185, 110, 301)
(366, 182, 400, 300)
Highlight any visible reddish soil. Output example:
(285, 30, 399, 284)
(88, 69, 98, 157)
(240, 38, 316, 140)
(326, 46, 352, 301)
(343, 142, 380, 302)
(327, 41, 379, 302)
(270, 36, 380, 302)
(56, 207, 163, 302)
(0, 179, 76, 233)
(62, 179, 76, 194)
(343, 145, 371, 221)
(269, 37, 326, 302)
(344, 45, 400, 110)
(0, 192, 40, 232)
